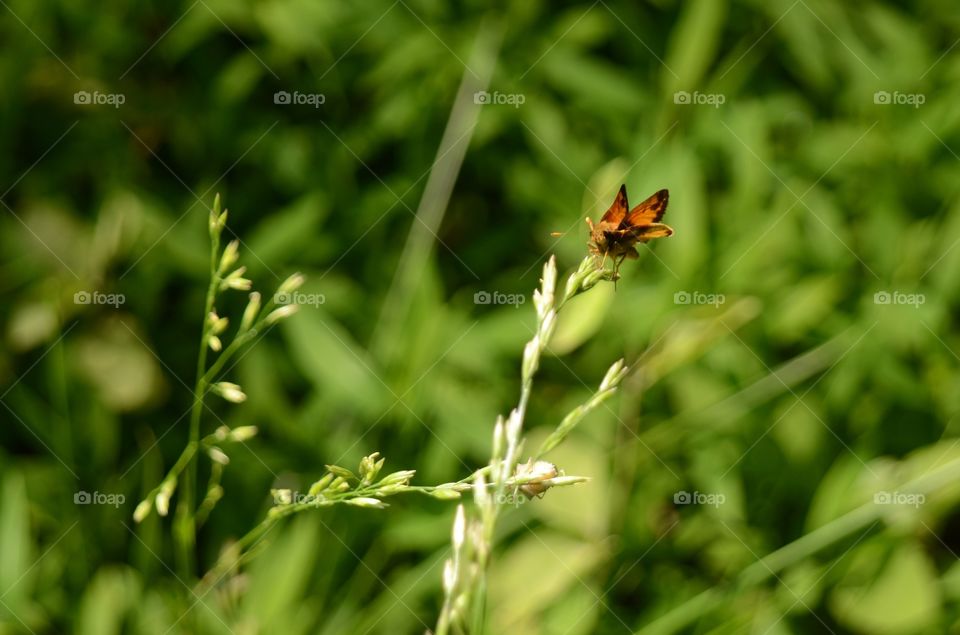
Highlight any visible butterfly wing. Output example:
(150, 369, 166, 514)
(599, 184, 629, 227)
(631, 223, 674, 243)
(622, 189, 669, 229)
(610, 221, 673, 245)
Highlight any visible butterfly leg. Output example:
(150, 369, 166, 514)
(612, 254, 626, 289)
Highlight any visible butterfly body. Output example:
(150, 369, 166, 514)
(587, 185, 673, 278)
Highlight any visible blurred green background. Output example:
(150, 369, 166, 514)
(3, 0, 960, 633)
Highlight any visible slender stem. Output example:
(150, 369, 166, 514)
(636, 456, 960, 634)
(198, 514, 280, 593)
(199, 472, 586, 597)
(200, 322, 262, 385)
(436, 602, 453, 635)
(470, 299, 541, 635)
(436, 255, 620, 634)
(175, 235, 220, 579)
(197, 297, 277, 388)
(198, 330, 253, 389)
(471, 575, 488, 635)
(164, 441, 199, 491)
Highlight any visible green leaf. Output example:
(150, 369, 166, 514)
(242, 516, 321, 632)
(549, 282, 615, 354)
(281, 310, 389, 417)
(0, 473, 30, 614)
(663, 0, 727, 93)
(830, 541, 942, 634)
(77, 568, 141, 635)
(246, 193, 327, 271)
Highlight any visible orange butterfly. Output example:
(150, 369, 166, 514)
(585, 185, 673, 281)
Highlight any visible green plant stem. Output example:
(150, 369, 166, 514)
(197, 297, 277, 388)
(147, 325, 257, 513)
(175, 238, 220, 579)
(199, 329, 254, 386)
(471, 575, 488, 635)
(198, 514, 279, 593)
(200, 318, 267, 385)
(200, 473, 586, 595)
(438, 256, 612, 635)
(637, 456, 960, 634)
(165, 441, 199, 488)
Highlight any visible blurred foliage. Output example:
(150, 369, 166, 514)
(2, 0, 960, 633)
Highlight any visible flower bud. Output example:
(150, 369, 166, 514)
(213, 382, 246, 403)
(228, 426, 258, 442)
(277, 272, 306, 297)
(219, 240, 239, 273)
(156, 479, 177, 516)
(308, 473, 335, 496)
(345, 497, 386, 509)
(221, 267, 252, 291)
(240, 292, 261, 331)
(208, 446, 230, 465)
(452, 504, 466, 549)
(133, 498, 152, 523)
(265, 305, 298, 325)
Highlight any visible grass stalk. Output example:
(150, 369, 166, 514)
(174, 214, 221, 578)
(637, 455, 960, 633)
